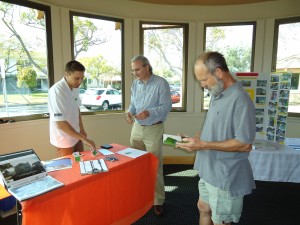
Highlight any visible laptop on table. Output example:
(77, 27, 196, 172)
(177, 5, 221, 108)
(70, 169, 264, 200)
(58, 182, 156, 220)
(0, 149, 64, 202)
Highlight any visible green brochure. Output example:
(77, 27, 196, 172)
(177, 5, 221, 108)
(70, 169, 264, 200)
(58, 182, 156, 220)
(163, 134, 182, 147)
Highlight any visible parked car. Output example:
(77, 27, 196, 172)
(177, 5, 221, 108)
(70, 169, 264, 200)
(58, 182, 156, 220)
(81, 88, 121, 110)
(170, 90, 181, 104)
(79, 88, 86, 100)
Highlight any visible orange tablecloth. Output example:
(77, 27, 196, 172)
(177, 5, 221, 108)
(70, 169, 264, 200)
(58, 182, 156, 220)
(1, 144, 158, 225)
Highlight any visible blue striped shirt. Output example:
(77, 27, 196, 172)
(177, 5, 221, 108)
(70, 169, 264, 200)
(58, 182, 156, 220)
(128, 74, 172, 125)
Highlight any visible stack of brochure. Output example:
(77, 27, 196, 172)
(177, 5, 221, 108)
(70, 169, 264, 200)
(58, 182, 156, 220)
(79, 159, 108, 175)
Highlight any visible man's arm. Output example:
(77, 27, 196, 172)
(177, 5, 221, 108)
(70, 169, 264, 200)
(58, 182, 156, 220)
(55, 120, 96, 150)
(176, 137, 252, 152)
(78, 109, 87, 137)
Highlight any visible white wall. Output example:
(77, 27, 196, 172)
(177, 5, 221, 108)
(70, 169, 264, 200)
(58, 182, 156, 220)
(0, 0, 300, 160)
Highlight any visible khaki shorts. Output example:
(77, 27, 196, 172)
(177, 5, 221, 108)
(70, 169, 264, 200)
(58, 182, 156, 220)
(198, 178, 243, 224)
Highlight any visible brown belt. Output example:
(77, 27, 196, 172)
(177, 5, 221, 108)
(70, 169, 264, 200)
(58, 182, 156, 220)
(140, 121, 162, 126)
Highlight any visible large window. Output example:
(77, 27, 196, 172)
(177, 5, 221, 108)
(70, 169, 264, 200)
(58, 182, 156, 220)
(141, 22, 188, 111)
(70, 12, 124, 113)
(203, 22, 256, 109)
(273, 17, 300, 116)
(0, 0, 53, 121)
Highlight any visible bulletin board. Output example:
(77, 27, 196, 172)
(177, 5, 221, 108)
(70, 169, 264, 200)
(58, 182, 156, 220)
(234, 72, 292, 143)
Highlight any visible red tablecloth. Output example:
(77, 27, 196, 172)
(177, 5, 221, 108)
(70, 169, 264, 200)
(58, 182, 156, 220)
(1, 144, 158, 225)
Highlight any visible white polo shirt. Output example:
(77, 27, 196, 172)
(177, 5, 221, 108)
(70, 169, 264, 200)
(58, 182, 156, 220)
(48, 77, 81, 148)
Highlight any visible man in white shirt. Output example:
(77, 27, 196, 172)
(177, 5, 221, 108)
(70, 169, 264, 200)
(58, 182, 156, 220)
(48, 60, 96, 157)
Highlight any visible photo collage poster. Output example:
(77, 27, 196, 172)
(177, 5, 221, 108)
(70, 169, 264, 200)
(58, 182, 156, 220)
(267, 73, 292, 143)
(234, 72, 292, 143)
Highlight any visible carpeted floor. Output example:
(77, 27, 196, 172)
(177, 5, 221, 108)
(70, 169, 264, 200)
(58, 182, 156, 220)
(1, 164, 300, 225)
(133, 164, 300, 225)
(133, 164, 200, 225)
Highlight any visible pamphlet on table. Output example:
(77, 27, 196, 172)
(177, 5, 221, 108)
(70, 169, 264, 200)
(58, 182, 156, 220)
(43, 158, 72, 172)
(98, 149, 114, 155)
(117, 148, 148, 158)
(285, 138, 300, 150)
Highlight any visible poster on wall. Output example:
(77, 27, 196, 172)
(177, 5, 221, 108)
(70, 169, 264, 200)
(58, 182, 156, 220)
(234, 72, 292, 143)
(266, 73, 292, 143)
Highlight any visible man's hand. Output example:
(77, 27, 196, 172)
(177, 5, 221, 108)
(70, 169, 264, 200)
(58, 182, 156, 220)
(176, 137, 207, 152)
(80, 129, 87, 138)
(83, 138, 96, 150)
(125, 112, 134, 124)
(134, 110, 149, 120)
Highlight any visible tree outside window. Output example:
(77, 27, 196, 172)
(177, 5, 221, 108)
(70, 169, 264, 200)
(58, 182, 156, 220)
(0, 0, 52, 120)
(273, 18, 300, 115)
(203, 22, 255, 110)
(141, 22, 188, 111)
(70, 12, 123, 112)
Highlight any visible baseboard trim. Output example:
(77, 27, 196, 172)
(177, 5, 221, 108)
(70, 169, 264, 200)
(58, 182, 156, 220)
(163, 156, 195, 165)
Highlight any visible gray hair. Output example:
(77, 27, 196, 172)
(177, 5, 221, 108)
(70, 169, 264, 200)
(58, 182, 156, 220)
(196, 51, 229, 75)
(131, 55, 153, 74)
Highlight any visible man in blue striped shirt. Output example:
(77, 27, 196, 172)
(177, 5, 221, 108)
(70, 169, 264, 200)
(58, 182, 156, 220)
(125, 55, 172, 216)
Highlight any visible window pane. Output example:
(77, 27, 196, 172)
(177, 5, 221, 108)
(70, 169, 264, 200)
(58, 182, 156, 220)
(275, 20, 300, 114)
(71, 13, 123, 112)
(0, 0, 51, 119)
(203, 23, 255, 110)
(142, 23, 187, 111)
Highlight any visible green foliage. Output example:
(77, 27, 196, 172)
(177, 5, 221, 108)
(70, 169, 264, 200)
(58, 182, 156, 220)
(225, 47, 252, 72)
(0, 1, 48, 77)
(144, 27, 183, 79)
(205, 27, 225, 50)
(205, 26, 254, 72)
(73, 16, 108, 58)
(16, 67, 37, 91)
(79, 56, 121, 87)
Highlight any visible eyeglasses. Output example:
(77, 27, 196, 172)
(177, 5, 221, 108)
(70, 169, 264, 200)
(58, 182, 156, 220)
(131, 65, 146, 75)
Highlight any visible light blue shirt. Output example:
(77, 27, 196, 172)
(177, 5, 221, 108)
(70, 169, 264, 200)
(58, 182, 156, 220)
(128, 74, 172, 125)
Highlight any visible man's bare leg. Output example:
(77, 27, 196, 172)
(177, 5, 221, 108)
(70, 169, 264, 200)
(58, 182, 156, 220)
(198, 198, 213, 225)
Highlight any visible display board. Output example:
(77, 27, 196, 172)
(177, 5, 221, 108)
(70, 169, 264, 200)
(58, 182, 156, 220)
(234, 72, 292, 143)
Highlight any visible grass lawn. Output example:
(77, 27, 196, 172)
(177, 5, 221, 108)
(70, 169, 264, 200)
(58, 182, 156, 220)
(0, 93, 48, 104)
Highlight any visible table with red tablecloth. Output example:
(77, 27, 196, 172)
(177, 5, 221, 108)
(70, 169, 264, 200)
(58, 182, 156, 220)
(0, 143, 158, 225)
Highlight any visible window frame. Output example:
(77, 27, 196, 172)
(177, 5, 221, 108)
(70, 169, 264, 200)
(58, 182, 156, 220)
(204, 21, 256, 72)
(0, 0, 54, 122)
(69, 11, 125, 115)
(272, 16, 300, 118)
(202, 21, 257, 111)
(140, 21, 189, 112)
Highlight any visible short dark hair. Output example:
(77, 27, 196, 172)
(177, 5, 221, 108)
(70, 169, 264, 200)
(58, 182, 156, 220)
(65, 60, 85, 73)
(196, 51, 229, 74)
(131, 55, 153, 74)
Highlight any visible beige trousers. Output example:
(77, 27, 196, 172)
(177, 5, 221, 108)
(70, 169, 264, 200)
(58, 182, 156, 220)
(130, 122, 165, 205)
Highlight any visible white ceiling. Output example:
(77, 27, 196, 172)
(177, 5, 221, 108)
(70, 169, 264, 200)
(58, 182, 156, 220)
(131, 0, 276, 6)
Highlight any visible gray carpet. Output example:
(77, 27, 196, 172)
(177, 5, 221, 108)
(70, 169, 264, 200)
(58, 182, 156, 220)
(1, 164, 300, 225)
(133, 164, 300, 225)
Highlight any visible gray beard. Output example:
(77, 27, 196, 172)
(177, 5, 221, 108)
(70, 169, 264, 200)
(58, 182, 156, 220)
(209, 78, 224, 96)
